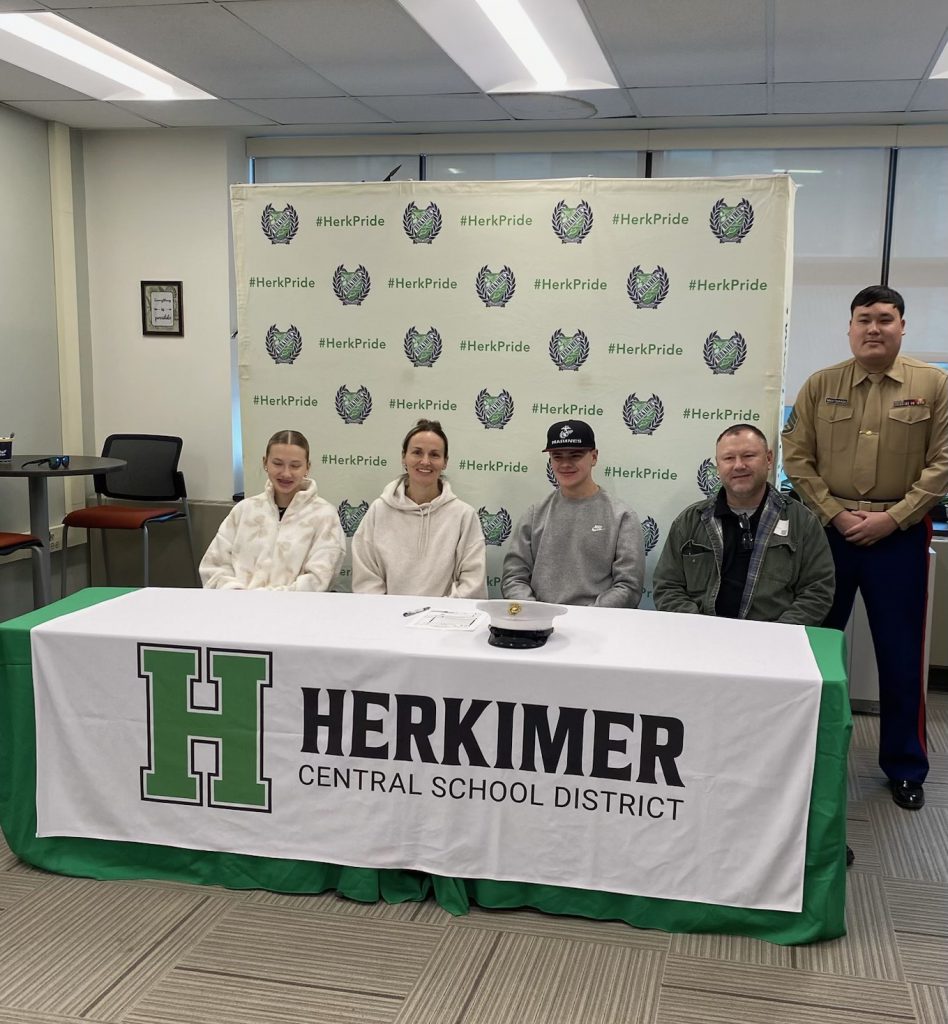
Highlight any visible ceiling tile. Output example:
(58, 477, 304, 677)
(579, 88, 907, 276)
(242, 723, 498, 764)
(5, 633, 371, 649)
(236, 96, 390, 124)
(112, 98, 279, 127)
(223, 0, 476, 94)
(492, 93, 600, 120)
(910, 79, 948, 111)
(587, 0, 765, 87)
(774, 81, 916, 114)
(563, 88, 637, 118)
(42, 0, 195, 5)
(3, 99, 162, 127)
(362, 93, 509, 122)
(630, 84, 766, 117)
(58, 3, 342, 99)
(901, 107, 948, 121)
(775, 0, 948, 81)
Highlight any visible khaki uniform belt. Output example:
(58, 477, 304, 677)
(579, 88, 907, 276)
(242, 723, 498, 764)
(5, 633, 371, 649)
(832, 496, 899, 512)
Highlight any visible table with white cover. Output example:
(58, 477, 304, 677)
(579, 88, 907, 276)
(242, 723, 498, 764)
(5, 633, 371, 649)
(0, 588, 851, 944)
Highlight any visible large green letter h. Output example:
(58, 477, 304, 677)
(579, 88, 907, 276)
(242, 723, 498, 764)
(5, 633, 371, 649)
(139, 646, 271, 811)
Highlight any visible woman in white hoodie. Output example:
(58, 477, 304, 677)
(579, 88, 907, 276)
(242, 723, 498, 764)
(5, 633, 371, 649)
(352, 420, 487, 598)
(200, 429, 345, 591)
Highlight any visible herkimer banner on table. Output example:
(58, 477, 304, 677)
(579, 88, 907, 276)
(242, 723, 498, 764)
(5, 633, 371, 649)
(31, 589, 822, 913)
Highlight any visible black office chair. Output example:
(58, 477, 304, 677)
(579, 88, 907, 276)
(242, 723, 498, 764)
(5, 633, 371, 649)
(0, 532, 50, 607)
(61, 434, 199, 593)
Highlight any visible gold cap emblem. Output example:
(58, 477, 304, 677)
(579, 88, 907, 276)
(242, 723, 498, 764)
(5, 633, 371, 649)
(508, 602, 522, 616)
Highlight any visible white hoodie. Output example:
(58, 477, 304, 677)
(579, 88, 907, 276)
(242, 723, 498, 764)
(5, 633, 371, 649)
(351, 476, 487, 598)
(200, 478, 345, 591)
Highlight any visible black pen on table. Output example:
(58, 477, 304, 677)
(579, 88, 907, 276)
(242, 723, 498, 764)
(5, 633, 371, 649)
(402, 605, 430, 617)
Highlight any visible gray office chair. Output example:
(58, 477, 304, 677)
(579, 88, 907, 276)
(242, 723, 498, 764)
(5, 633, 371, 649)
(61, 434, 199, 593)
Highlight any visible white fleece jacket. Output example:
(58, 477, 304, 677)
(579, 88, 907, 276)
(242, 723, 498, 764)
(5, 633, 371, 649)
(200, 478, 345, 591)
(351, 477, 487, 598)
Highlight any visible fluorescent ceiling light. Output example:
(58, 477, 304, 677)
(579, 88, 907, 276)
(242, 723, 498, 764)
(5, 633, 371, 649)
(473, 0, 566, 91)
(932, 37, 948, 78)
(397, 0, 618, 93)
(0, 13, 214, 100)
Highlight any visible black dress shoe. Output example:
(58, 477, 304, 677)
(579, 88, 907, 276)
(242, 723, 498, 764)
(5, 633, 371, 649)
(891, 779, 925, 810)
(846, 845, 855, 867)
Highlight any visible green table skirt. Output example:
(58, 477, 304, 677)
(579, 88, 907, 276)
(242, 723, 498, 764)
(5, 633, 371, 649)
(0, 589, 851, 944)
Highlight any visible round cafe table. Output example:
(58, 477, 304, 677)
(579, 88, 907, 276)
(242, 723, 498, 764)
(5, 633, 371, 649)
(0, 456, 126, 607)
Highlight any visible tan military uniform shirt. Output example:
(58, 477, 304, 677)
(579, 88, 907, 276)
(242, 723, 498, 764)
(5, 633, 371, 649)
(782, 355, 948, 528)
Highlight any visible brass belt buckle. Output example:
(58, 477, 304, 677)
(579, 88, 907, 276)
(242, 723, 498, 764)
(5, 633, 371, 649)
(856, 500, 872, 512)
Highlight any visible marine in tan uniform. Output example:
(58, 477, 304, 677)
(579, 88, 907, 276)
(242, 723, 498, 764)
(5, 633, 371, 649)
(783, 285, 948, 810)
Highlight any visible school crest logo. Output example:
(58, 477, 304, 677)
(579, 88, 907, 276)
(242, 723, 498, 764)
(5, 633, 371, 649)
(260, 203, 298, 245)
(709, 198, 754, 243)
(551, 199, 593, 243)
(332, 265, 371, 306)
(697, 458, 721, 496)
(474, 388, 514, 429)
(547, 460, 559, 488)
(703, 331, 748, 375)
(642, 516, 660, 554)
(478, 507, 513, 546)
(403, 202, 442, 244)
(334, 385, 373, 425)
(549, 329, 589, 371)
(622, 393, 665, 435)
(476, 265, 516, 308)
(265, 324, 302, 364)
(626, 265, 670, 309)
(403, 326, 443, 368)
(337, 499, 370, 537)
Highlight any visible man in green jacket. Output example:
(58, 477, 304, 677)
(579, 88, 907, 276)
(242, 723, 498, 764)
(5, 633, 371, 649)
(653, 424, 834, 625)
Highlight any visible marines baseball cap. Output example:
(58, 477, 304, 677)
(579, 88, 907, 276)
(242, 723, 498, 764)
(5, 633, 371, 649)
(543, 419, 596, 452)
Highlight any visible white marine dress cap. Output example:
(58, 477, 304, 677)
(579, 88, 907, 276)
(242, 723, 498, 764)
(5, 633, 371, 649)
(477, 599, 569, 649)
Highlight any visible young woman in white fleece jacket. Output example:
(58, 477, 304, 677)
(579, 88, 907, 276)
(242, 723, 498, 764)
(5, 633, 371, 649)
(352, 419, 487, 598)
(200, 429, 345, 591)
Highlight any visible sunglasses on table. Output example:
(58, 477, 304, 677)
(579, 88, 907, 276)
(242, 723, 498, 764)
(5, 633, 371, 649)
(22, 456, 71, 469)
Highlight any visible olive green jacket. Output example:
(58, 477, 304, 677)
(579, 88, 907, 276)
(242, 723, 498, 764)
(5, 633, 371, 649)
(652, 487, 835, 625)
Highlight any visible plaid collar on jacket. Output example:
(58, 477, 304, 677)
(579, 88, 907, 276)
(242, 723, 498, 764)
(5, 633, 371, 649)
(699, 485, 788, 619)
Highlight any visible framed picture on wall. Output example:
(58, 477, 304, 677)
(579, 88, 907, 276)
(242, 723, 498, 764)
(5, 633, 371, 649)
(141, 280, 183, 336)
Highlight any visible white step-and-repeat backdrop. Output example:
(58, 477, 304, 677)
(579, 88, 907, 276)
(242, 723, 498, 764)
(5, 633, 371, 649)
(232, 176, 795, 599)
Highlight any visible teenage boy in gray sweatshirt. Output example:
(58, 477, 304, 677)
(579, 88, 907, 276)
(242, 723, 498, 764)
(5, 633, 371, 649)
(502, 420, 645, 608)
